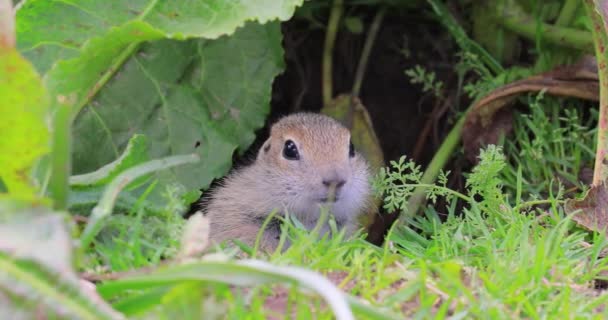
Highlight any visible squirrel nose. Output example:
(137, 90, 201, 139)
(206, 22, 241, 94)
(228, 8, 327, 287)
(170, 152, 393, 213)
(322, 179, 346, 189)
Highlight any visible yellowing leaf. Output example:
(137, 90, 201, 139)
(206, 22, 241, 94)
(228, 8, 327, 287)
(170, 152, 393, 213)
(0, 3, 49, 199)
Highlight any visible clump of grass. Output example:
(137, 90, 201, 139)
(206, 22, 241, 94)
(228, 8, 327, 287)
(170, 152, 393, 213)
(82, 144, 608, 319)
(84, 184, 186, 272)
(182, 145, 608, 318)
(455, 51, 533, 101)
(381, 146, 608, 318)
(498, 92, 597, 199)
(87, 209, 184, 272)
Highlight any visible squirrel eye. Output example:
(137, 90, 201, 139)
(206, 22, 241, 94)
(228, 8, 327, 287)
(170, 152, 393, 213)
(282, 140, 300, 160)
(349, 140, 355, 158)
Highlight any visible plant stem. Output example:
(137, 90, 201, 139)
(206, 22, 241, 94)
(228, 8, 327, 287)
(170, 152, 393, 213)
(49, 101, 71, 210)
(497, 3, 593, 52)
(584, 1, 608, 185)
(322, 0, 343, 107)
(351, 6, 386, 98)
(385, 183, 472, 203)
(342, 6, 386, 129)
(398, 0, 506, 225)
(513, 199, 565, 212)
(397, 116, 466, 225)
(555, 0, 580, 26)
(73, 42, 141, 119)
(396, 0, 504, 224)
(533, 0, 581, 71)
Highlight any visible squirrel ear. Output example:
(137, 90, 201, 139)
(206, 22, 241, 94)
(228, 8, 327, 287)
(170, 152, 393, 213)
(258, 139, 271, 161)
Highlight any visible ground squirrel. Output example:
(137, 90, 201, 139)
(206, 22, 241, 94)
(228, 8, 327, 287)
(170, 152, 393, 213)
(199, 112, 372, 251)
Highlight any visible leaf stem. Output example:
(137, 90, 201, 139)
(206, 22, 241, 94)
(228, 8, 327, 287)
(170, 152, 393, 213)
(497, 2, 593, 52)
(351, 6, 386, 98)
(384, 182, 472, 204)
(322, 0, 343, 107)
(584, 1, 608, 185)
(73, 42, 141, 119)
(49, 101, 71, 210)
(513, 199, 565, 212)
(397, 116, 466, 225)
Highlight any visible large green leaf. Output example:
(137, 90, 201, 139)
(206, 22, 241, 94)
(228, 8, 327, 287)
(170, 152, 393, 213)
(72, 22, 283, 207)
(16, 0, 302, 116)
(16, 1, 298, 208)
(17, 0, 302, 73)
(0, 0, 49, 199)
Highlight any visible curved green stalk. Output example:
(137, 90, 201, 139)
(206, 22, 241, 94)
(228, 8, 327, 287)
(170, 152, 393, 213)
(351, 6, 386, 98)
(322, 0, 343, 107)
(497, 3, 592, 52)
(98, 260, 355, 320)
(79, 153, 199, 252)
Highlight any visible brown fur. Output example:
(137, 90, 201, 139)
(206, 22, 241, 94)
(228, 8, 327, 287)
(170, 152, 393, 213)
(200, 112, 372, 251)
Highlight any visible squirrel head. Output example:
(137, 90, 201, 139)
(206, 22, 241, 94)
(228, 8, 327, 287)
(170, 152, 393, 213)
(256, 112, 371, 225)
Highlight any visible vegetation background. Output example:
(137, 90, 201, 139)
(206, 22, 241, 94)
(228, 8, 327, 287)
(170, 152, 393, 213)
(3, 0, 608, 319)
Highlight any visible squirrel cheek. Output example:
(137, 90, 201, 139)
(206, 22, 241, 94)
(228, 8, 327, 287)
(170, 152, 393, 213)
(275, 158, 297, 172)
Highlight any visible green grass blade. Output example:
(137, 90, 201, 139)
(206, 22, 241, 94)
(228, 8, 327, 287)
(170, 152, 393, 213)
(426, 0, 503, 74)
(79, 153, 199, 251)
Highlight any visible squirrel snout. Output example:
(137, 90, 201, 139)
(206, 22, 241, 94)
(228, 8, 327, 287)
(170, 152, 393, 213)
(321, 175, 347, 199)
(322, 179, 346, 189)
(319, 177, 347, 202)
(321, 169, 348, 192)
